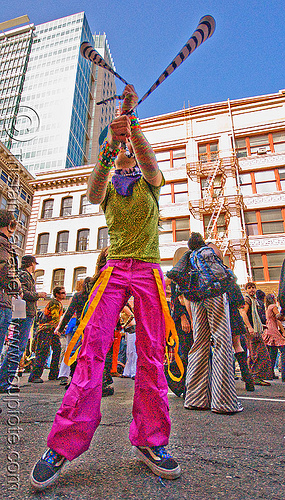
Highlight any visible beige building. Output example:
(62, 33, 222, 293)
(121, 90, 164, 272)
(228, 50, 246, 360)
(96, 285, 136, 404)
(0, 141, 34, 258)
(26, 90, 285, 295)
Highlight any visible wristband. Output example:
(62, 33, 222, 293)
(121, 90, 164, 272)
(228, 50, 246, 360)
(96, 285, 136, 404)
(98, 140, 120, 168)
(130, 115, 140, 130)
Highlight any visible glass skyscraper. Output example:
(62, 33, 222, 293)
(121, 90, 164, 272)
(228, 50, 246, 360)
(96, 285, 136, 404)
(0, 13, 116, 174)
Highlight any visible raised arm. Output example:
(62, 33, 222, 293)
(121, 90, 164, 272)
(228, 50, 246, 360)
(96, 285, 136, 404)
(123, 86, 162, 187)
(86, 133, 120, 205)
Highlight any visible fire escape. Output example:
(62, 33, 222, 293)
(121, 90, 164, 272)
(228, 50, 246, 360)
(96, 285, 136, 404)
(187, 150, 251, 267)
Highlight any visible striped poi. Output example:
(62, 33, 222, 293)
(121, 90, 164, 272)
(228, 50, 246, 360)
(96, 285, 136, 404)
(80, 15, 216, 110)
(80, 42, 129, 85)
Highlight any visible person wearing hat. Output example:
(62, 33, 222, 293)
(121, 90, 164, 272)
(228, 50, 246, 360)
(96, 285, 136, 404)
(0, 254, 47, 393)
(0, 209, 21, 360)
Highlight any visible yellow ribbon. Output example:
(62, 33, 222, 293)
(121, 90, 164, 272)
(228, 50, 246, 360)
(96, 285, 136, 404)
(153, 268, 184, 382)
(64, 267, 114, 366)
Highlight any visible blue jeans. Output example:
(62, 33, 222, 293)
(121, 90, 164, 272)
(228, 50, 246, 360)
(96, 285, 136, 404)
(0, 316, 34, 390)
(0, 307, 12, 357)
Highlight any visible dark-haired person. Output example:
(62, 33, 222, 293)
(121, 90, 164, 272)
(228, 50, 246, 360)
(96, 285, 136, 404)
(0, 255, 46, 393)
(30, 85, 180, 491)
(263, 294, 285, 382)
(183, 232, 242, 414)
(0, 210, 20, 359)
(240, 282, 272, 386)
(28, 286, 66, 384)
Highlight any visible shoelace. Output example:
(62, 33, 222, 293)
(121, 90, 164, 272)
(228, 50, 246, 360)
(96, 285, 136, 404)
(152, 446, 171, 459)
(43, 449, 63, 465)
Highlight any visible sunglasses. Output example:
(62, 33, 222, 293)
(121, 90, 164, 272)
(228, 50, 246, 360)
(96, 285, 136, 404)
(247, 285, 256, 289)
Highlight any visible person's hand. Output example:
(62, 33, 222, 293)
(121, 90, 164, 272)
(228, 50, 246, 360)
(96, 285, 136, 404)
(247, 326, 254, 336)
(181, 314, 191, 333)
(38, 292, 47, 299)
(121, 84, 138, 113)
(109, 115, 131, 145)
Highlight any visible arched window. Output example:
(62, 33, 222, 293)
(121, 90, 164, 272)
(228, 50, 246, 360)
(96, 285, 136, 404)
(35, 270, 45, 292)
(60, 197, 72, 217)
(56, 231, 69, 253)
(41, 199, 54, 219)
(98, 227, 109, 249)
(52, 269, 65, 289)
(76, 229, 89, 251)
(72, 267, 87, 291)
(37, 233, 49, 254)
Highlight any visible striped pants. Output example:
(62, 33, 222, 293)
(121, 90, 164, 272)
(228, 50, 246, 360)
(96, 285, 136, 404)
(184, 295, 240, 413)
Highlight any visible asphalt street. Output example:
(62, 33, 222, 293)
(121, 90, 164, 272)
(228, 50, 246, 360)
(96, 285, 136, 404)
(1, 372, 284, 500)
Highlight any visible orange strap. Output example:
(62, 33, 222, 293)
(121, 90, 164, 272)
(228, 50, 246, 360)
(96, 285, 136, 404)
(153, 268, 184, 382)
(64, 267, 113, 366)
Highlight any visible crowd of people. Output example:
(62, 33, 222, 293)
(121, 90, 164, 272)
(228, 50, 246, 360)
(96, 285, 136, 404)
(0, 84, 284, 492)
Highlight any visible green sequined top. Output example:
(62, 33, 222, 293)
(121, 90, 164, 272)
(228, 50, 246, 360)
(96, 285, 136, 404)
(101, 175, 164, 263)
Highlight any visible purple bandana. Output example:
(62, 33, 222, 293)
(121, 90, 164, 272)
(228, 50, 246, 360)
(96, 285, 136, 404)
(112, 166, 142, 196)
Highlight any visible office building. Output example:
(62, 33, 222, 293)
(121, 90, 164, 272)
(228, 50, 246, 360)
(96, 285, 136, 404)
(0, 13, 116, 175)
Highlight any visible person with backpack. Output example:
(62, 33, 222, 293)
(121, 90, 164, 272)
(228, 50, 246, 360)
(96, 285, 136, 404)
(182, 232, 243, 414)
(30, 85, 181, 491)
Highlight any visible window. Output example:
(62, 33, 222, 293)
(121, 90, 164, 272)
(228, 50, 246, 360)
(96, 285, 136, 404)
(201, 175, 223, 199)
(244, 209, 285, 236)
(98, 227, 109, 249)
(35, 270, 44, 291)
(236, 131, 285, 157)
(255, 170, 277, 194)
(173, 182, 188, 203)
(272, 132, 285, 153)
(244, 212, 259, 236)
(52, 269, 65, 288)
(239, 173, 253, 195)
(239, 168, 284, 195)
(204, 214, 227, 238)
(60, 196, 72, 216)
(72, 267, 87, 291)
(15, 232, 24, 248)
(0, 195, 7, 209)
(159, 184, 172, 206)
(80, 194, 91, 214)
(56, 231, 69, 253)
(250, 252, 285, 281)
(260, 209, 284, 234)
(159, 217, 190, 243)
(198, 142, 218, 163)
(41, 199, 54, 218)
(160, 181, 188, 205)
(20, 212, 28, 227)
(155, 148, 186, 171)
(76, 229, 89, 251)
(37, 233, 49, 254)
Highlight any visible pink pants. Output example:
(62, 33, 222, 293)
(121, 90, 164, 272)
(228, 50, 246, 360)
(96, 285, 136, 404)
(47, 259, 171, 460)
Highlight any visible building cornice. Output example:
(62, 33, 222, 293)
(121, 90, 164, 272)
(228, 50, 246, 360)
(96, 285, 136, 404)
(30, 165, 94, 190)
(140, 91, 285, 130)
(0, 142, 34, 186)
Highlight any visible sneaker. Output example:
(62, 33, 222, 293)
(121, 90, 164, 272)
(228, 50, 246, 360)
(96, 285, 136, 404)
(28, 377, 44, 384)
(133, 445, 181, 479)
(254, 379, 271, 386)
(59, 377, 68, 386)
(30, 448, 67, 490)
(102, 386, 114, 397)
